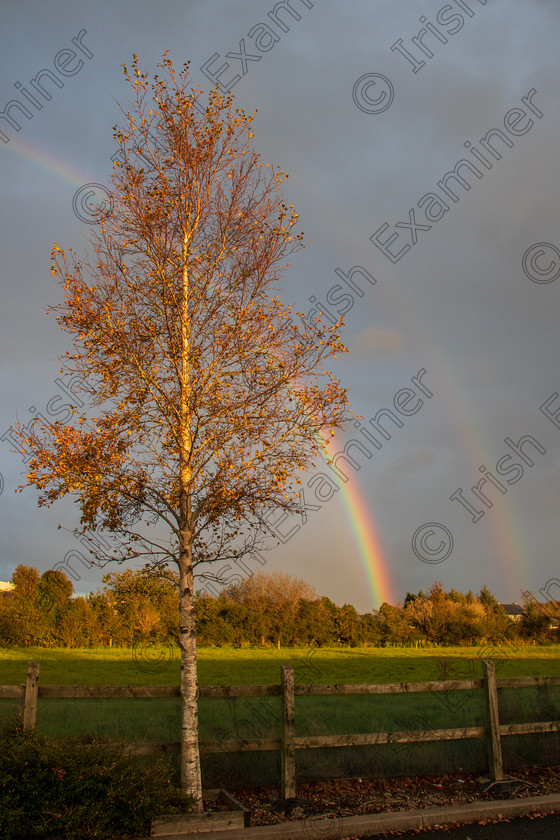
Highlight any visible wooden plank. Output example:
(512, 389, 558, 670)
(0, 686, 25, 699)
(219, 788, 250, 822)
(281, 664, 296, 799)
(28, 677, 494, 700)
(151, 810, 244, 836)
(22, 662, 40, 731)
(38, 685, 180, 698)
(126, 742, 181, 755)
(500, 720, 560, 736)
(127, 737, 281, 755)
(496, 675, 560, 689)
(219, 789, 246, 811)
(200, 738, 280, 753)
(293, 726, 485, 750)
(131, 728, 489, 754)
(123, 716, 560, 758)
(37, 684, 279, 699)
(199, 684, 281, 698)
(482, 660, 504, 781)
(18, 675, 560, 700)
(34, 679, 485, 699)
(9, 674, 560, 701)
(295, 679, 483, 695)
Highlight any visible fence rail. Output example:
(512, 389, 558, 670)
(3, 660, 560, 796)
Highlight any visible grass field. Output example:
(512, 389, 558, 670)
(2, 644, 560, 786)
(2, 642, 560, 686)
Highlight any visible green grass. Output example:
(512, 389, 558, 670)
(2, 643, 560, 686)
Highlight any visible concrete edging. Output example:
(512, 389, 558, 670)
(149, 792, 560, 839)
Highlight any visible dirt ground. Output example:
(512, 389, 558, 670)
(233, 765, 560, 827)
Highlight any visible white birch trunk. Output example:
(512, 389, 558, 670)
(179, 551, 203, 808)
(179, 227, 204, 810)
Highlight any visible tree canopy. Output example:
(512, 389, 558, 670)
(3, 566, 557, 651)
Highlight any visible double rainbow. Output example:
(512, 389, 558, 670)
(7, 137, 525, 611)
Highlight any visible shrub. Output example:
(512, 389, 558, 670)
(0, 719, 193, 839)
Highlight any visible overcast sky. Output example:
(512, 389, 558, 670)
(1, 0, 560, 613)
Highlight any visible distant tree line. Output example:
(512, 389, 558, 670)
(0, 565, 558, 648)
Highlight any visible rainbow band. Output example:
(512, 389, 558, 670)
(322, 430, 394, 608)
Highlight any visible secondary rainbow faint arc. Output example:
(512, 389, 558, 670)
(360, 266, 527, 594)
(306, 193, 529, 596)
(3, 136, 102, 191)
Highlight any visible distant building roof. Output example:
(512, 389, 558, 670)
(500, 602, 524, 617)
(0, 581, 14, 591)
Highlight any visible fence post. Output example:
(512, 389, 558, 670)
(280, 664, 295, 798)
(20, 661, 40, 731)
(482, 659, 503, 780)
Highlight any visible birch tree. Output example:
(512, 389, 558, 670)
(17, 56, 349, 807)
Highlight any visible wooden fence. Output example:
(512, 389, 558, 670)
(3, 660, 560, 797)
